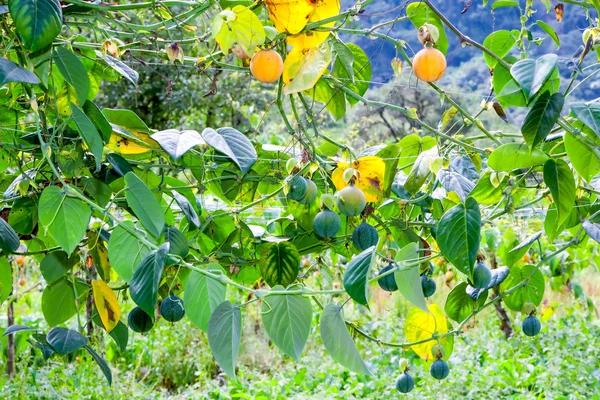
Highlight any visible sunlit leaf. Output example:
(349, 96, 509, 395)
(264, 0, 317, 35)
(283, 42, 331, 95)
(212, 6, 265, 57)
(331, 156, 385, 202)
(287, 0, 340, 48)
(404, 304, 451, 362)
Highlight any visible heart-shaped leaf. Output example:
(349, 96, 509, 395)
(151, 129, 205, 161)
(488, 143, 549, 171)
(107, 221, 156, 282)
(129, 243, 170, 319)
(500, 265, 545, 311)
(445, 282, 487, 323)
(202, 127, 257, 175)
(208, 300, 241, 379)
(521, 91, 564, 150)
(170, 190, 200, 228)
(8, 0, 63, 52)
(342, 246, 375, 307)
(564, 132, 600, 183)
(437, 169, 475, 202)
(571, 102, 600, 139)
(185, 263, 227, 332)
(543, 159, 576, 226)
(47, 327, 87, 355)
(259, 241, 300, 288)
(510, 54, 558, 100)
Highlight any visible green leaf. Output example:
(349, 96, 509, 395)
(342, 246, 375, 307)
(184, 263, 227, 332)
(482, 30, 516, 69)
(47, 327, 87, 355)
(0, 257, 12, 305)
(124, 172, 165, 238)
(488, 143, 549, 171)
(102, 108, 149, 133)
(8, 197, 38, 235)
(491, 0, 519, 8)
(162, 226, 188, 258)
(212, 6, 265, 56)
(331, 43, 371, 106)
(83, 101, 112, 143)
(40, 250, 77, 284)
(564, 132, 600, 183)
(95, 51, 139, 85)
(320, 303, 370, 375)
(129, 243, 170, 319)
(259, 241, 300, 288)
(394, 242, 428, 312)
(261, 286, 312, 361)
(84, 345, 112, 385)
(521, 91, 564, 150)
(106, 153, 134, 177)
(208, 300, 242, 379)
(510, 54, 558, 100)
(406, 2, 448, 54)
(571, 102, 600, 140)
(470, 170, 505, 205)
(82, 178, 112, 208)
(436, 197, 481, 279)
(405, 147, 438, 195)
(54, 47, 90, 106)
(543, 159, 576, 226)
(437, 169, 475, 202)
(8, 0, 62, 52)
(331, 37, 354, 83)
(537, 21, 560, 48)
(42, 277, 88, 326)
(107, 221, 155, 282)
(445, 282, 487, 323)
(583, 220, 600, 243)
(500, 265, 545, 311)
(310, 79, 346, 121)
(2, 324, 36, 337)
(170, 190, 200, 228)
(202, 127, 257, 175)
(505, 231, 542, 268)
(0, 218, 20, 256)
(0, 57, 39, 86)
(92, 314, 128, 351)
(70, 103, 103, 171)
(151, 129, 204, 161)
(397, 134, 436, 173)
(38, 186, 91, 255)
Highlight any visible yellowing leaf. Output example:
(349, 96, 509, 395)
(404, 304, 450, 362)
(283, 42, 332, 95)
(331, 156, 385, 202)
(287, 0, 340, 48)
(92, 279, 121, 333)
(265, 0, 317, 35)
(106, 127, 160, 155)
(212, 6, 265, 57)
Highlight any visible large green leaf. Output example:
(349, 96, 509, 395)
(129, 243, 169, 319)
(436, 197, 481, 279)
(504, 231, 542, 268)
(342, 246, 375, 307)
(107, 221, 155, 282)
(54, 47, 90, 106)
(259, 241, 300, 288)
(70, 103, 103, 171)
(38, 186, 91, 255)
(310, 79, 346, 121)
(184, 263, 227, 332)
(500, 265, 545, 311)
(564, 132, 600, 183)
(8, 197, 38, 235)
(393, 242, 427, 312)
(521, 91, 564, 150)
(170, 190, 200, 228)
(47, 327, 87, 355)
(482, 30, 516, 69)
(331, 43, 371, 106)
(406, 2, 448, 54)
(510, 54, 558, 100)
(202, 127, 257, 175)
(0, 57, 39, 86)
(151, 129, 204, 161)
(320, 303, 370, 375)
(40, 250, 77, 284)
(8, 0, 62, 52)
(404, 147, 438, 195)
(208, 300, 242, 379)
(445, 282, 487, 323)
(397, 134, 436, 173)
(261, 286, 312, 361)
(0, 257, 12, 305)
(571, 102, 600, 139)
(487, 143, 549, 171)
(0, 218, 20, 256)
(124, 172, 165, 238)
(437, 169, 475, 202)
(537, 21, 560, 48)
(543, 159, 576, 226)
(41, 277, 88, 326)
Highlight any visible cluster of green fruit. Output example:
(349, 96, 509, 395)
(378, 263, 436, 297)
(395, 343, 451, 394)
(128, 294, 186, 333)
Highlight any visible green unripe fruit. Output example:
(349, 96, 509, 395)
(352, 221, 379, 251)
(313, 209, 341, 238)
(472, 261, 492, 289)
(421, 274, 436, 297)
(430, 359, 450, 380)
(395, 372, 415, 393)
(298, 179, 318, 204)
(160, 294, 185, 322)
(336, 184, 366, 217)
(286, 175, 308, 201)
(522, 315, 541, 337)
(128, 307, 154, 333)
(378, 264, 398, 292)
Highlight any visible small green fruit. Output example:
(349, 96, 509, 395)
(395, 372, 415, 393)
(128, 307, 154, 333)
(421, 274, 436, 297)
(336, 184, 366, 216)
(430, 359, 449, 380)
(298, 179, 318, 204)
(522, 315, 541, 337)
(313, 209, 341, 238)
(160, 294, 185, 322)
(286, 175, 308, 201)
(378, 264, 398, 292)
(472, 261, 492, 289)
(352, 221, 379, 251)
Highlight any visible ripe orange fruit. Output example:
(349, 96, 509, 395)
(522, 253, 531, 263)
(412, 47, 446, 82)
(250, 49, 284, 83)
(19, 278, 26, 286)
(15, 255, 25, 268)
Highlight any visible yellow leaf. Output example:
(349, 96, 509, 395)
(106, 127, 159, 155)
(212, 6, 266, 57)
(264, 0, 317, 35)
(404, 304, 450, 362)
(287, 0, 340, 48)
(283, 42, 331, 95)
(331, 156, 385, 202)
(92, 280, 121, 333)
